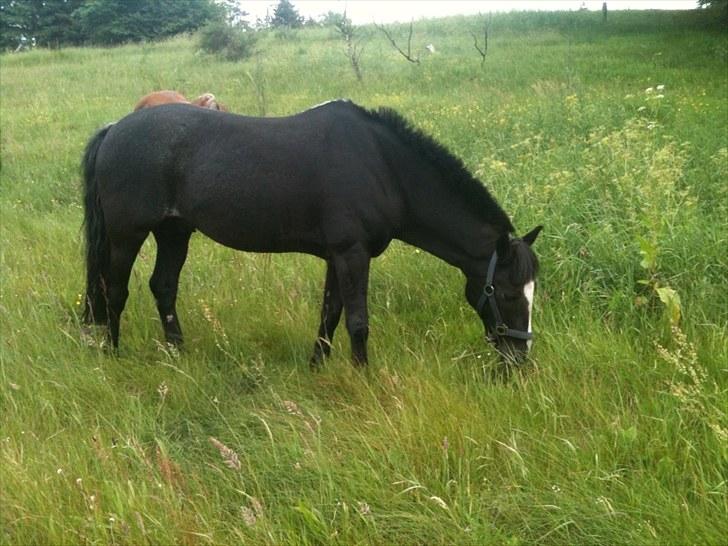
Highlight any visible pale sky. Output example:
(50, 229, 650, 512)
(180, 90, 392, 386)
(241, 1, 699, 25)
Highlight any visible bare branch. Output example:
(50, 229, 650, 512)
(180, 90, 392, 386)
(375, 21, 420, 65)
(333, 10, 367, 82)
(471, 14, 490, 68)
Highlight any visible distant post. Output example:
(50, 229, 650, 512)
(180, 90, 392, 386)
(602, 2, 608, 23)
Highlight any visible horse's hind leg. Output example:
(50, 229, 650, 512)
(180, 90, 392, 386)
(149, 220, 192, 346)
(107, 235, 146, 349)
(311, 260, 343, 366)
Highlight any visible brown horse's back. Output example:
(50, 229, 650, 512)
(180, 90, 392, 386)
(134, 90, 227, 112)
(134, 90, 190, 111)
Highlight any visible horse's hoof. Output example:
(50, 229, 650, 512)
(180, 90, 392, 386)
(309, 355, 323, 371)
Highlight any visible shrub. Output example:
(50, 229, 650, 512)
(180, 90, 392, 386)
(198, 21, 256, 61)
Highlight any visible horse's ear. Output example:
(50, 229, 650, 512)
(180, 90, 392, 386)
(497, 232, 511, 259)
(522, 225, 543, 246)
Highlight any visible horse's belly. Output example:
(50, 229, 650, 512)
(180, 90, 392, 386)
(193, 215, 327, 257)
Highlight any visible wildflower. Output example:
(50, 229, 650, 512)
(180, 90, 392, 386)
(357, 501, 371, 516)
(645, 87, 654, 94)
(656, 84, 665, 91)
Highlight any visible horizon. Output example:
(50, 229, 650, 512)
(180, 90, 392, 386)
(240, 1, 699, 25)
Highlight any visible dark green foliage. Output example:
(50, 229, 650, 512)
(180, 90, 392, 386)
(698, 0, 728, 21)
(198, 20, 256, 61)
(0, 0, 225, 50)
(320, 10, 348, 28)
(270, 0, 303, 29)
(73, 0, 219, 46)
(0, 0, 84, 49)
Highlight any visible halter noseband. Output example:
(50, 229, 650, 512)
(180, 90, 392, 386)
(475, 251, 533, 342)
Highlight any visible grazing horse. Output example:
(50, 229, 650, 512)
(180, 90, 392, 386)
(134, 90, 227, 111)
(82, 100, 542, 365)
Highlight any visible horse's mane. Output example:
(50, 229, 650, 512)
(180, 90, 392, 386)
(360, 105, 515, 233)
(509, 239, 539, 285)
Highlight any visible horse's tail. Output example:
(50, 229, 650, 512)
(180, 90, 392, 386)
(82, 123, 113, 324)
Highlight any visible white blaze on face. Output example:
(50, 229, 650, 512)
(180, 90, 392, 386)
(524, 281, 535, 350)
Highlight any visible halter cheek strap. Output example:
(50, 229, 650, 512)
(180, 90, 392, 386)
(476, 251, 533, 342)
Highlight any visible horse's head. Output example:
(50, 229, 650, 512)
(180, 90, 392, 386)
(465, 226, 542, 364)
(192, 93, 228, 112)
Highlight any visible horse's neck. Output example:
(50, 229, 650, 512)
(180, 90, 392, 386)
(396, 190, 501, 275)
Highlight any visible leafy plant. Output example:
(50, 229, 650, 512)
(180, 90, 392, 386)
(198, 21, 256, 61)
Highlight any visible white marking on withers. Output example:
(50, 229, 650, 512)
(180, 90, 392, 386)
(524, 281, 535, 351)
(306, 98, 351, 111)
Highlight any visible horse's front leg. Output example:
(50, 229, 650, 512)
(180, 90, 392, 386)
(311, 260, 343, 366)
(332, 244, 371, 366)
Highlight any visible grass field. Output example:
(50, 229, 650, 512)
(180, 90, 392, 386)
(1, 9, 726, 545)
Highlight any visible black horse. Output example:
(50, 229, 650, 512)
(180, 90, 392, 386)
(82, 100, 541, 364)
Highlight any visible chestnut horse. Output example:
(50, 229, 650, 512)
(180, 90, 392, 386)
(134, 90, 227, 112)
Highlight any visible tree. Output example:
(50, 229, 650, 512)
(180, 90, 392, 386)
(697, 0, 728, 20)
(270, 0, 302, 29)
(0, 0, 228, 50)
(332, 11, 367, 81)
(1, 0, 85, 50)
(74, 0, 219, 46)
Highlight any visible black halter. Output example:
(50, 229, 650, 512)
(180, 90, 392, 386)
(476, 251, 533, 342)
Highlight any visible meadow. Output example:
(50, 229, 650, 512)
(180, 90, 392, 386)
(1, 9, 726, 545)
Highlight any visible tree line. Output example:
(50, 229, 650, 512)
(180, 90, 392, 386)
(0, 0, 311, 51)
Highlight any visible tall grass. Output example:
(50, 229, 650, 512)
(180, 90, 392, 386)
(1, 10, 726, 545)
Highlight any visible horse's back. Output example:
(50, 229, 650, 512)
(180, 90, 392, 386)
(94, 103, 404, 254)
(133, 90, 190, 111)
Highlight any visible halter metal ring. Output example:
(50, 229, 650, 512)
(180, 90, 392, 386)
(484, 284, 495, 296)
(495, 324, 508, 336)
